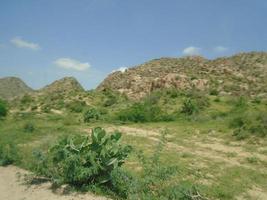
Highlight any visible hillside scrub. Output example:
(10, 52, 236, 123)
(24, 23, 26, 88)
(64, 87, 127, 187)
(0, 142, 19, 166)
(0, 99, 8, 119)
(66, 100, 86, 113)
(83, 107, 101, 122)
(116, 101, 175, 123)
(230, 112, 267, 140)
(180, 95, 209, 116)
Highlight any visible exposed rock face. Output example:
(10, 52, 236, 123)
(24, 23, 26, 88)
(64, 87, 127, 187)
(97, 52, 267, 99)
(39, 77, 84, 94)
(0, 77, 33, 100)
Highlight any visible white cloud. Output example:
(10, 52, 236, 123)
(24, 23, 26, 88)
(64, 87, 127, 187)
(54, 58, 90, 71)
(214, 46, 228, 53)
(10, 37, 40, 50)
(112, 67, 127, 73)
(182, 46, 201, 56)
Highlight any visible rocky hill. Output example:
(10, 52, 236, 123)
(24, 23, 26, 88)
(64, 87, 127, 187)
(0, 77, 33, 100)
(39, 77, 84, 95)
(97, 52, 267, 99)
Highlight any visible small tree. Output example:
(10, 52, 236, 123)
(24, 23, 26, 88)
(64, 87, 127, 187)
(83, 107, 100, 122)
(181, 99, 199, 115)
(0, 99, 8, 119)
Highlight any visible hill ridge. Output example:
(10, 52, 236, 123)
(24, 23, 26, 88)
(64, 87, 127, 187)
(97, 51, 267, 99)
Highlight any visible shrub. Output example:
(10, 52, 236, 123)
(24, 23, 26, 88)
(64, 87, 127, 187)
(210, 88, 219, 96)
(102, 89, 118, 107)
(23, 122, 35, 133)
(232, 127, 250, 140)
(32, 127, 132, 187)
(117, 102, 174, 123)
(0, 99, 8, 118)
(214, 97, 221, 102)
(67, 101, 86, 113)
(185, 91, 210, 108)
(0, 142, 19, 166)
(31, 105, 38, 111)
(229, 116, 246, 128)
(20, 94, 33, 104)
(234, 96, 248, 109)
(230, 112, 267, 139)
(181, 99, 199, 115)
(41, 105, 51, 113)
(83, 107, 100, 122)
(103, 98, 117, 107)
(166, 89, 180, 98)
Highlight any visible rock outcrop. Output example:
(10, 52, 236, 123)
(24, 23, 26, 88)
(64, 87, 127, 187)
(97, 52, 267, 99)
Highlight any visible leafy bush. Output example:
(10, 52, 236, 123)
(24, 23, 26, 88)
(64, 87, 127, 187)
(117, 102, 174, 123)
(186, 91, 210, 107)
(23, 122, 35, 133)
(20, 94, 33, 104)
(181, 99, 199, 115)
(232, 127, 250, 140)
(83, 107, 100, 122)
(103, 97, 117, 107)
(165, 88, 181, 98)
(102, 89, 119, 107)
(31, 105, 38, 111)
(0, 99, 8, 119)
(32, 127, 132, 187)
(41, 105, 51, 113)
(230, 112, 267, 139)
(0, 142, 19, 166)
(233, 96, 248, 110)
(209, 88, 219, 96)
(67, 101, 86, 113)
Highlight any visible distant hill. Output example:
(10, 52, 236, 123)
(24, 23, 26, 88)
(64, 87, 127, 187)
(97, 52, 267, 99)
(38, 77, 84, 94)
(0, 77, 33, 100)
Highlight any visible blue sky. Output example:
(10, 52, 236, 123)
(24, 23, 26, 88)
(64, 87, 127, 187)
(0, 0, 267, 89)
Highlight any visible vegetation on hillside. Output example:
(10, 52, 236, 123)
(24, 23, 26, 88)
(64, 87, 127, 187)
(0, 99, 8, 119)
(0, 52, 267, 199)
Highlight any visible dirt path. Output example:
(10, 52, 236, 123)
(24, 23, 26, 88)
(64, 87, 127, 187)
(0, 166, 110, 200)
(98, 125, 267, 170)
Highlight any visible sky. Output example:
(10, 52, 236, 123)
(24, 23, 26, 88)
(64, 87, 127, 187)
(0, 0, 267, 89)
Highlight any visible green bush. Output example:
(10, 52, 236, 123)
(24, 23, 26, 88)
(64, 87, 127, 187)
(83, 107, 100, 122)
(186, 91, 210, 108)
(209, 88, 219, 96)
(165, 88, 181, 98)
(32, 127, 132, 187)
(67, 101, 86, 113)
(0, 99, 8, 118)
(233, 96, 248, 110)
(20, 94, 33, 104)
(230, 112, 267, 139)
(23, 122, 35, 133)
(117, 102, 174, 123)
(0, 142, 19, 166)
(102, 89, 119, 107)
(232, 127, 250, 140)
(181, 99, 199, 115)
(103, 98, 117, 107)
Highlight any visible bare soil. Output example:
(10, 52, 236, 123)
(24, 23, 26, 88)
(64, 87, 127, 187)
(0, 166, 110, 200)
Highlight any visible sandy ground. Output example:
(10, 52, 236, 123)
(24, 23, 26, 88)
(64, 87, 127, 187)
(0, 166, 110, 200)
